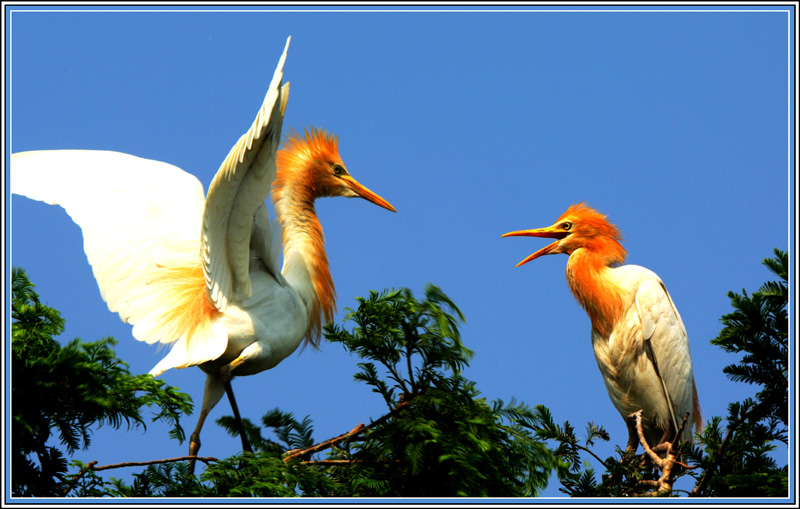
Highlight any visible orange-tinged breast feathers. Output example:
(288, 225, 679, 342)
(560, 203, 628, 337)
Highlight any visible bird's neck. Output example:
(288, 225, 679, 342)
(566, 249, 625, 338)
(273, 185, 335, 348)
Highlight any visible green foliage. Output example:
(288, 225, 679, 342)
(108, 285, 565, 497)
(321, 285, 566, 496)
(524, 404, 671, 497)
(14, 251, 789, 498)
(685, 249, 789, 497)
(10, 267, 194, 497)
(710, 247, 788, 425)
(101, 408, 339, 497)
(205, 409, 342, 496)
(326, 286, 471, 410)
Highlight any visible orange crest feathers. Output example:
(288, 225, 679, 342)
(561, 202, 627, 265)
(276, 126, 339, 174)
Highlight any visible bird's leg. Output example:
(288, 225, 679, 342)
(606, 414, 641, 486)
(216, 342, 272, 456)
(220, 371, 253, 455)
(188, 374, 226, 476)
(624, 415, 640, 457)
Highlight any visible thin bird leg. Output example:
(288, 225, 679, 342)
(222, 379, 254, 454)
(188, 374, 226, 475)
(217, 344, 270, 455)
(624, 414, 640, 456)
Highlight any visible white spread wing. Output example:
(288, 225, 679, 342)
(10, 150, 218, 352)
(201, 36, 291, 311)
(635, 277, 695, 440)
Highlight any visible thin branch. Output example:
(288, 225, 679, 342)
(89, 455, 219, 471)
(62, 456, 218, 496)
(300, 459, 403, 465)
(283, 423, 367, 462)
(62, 461, 97, 497)
(575, 443, 614, 471)
(284, 399, 411, 462)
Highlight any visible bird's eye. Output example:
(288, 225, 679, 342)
(332, 164, 346, 176)
(562, 222, 572, 230)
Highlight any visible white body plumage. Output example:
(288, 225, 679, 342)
(584, 264, 696, 445)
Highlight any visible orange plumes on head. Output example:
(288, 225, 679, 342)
(274, 126, 342, 198)
(557, 202, 627, 266)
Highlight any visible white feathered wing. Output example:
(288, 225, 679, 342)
(11, 36, 292, 377)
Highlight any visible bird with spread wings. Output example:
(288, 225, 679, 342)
(11, 36, 396, 473)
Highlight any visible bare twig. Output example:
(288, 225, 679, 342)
(284, 399, 411, 462)
(283, 423, 367, 462)
(62, 456, 219, 496)
(89, 455, 219, 471)
(300, 459, 403, 465)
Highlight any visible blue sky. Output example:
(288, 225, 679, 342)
(6, 4, 794, 501)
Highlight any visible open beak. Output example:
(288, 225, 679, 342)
(342, 175, 397, 212)
(501, 227, 569, 267)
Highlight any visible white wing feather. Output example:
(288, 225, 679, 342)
(202, 37, 291, 311)
(635, 277, 694, 439)
(11, 37, 293, 376)
(10, 150, 215, 355)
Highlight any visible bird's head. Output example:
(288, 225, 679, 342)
(274, 127, 396, 212)
(502, 202, 627, 267)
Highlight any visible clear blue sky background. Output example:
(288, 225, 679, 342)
(6, 5, 794, 501)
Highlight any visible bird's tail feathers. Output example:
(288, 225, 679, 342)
(691, 376, 703, 435)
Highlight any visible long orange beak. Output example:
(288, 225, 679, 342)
(501, 227, 569, 267)
(341, 175, 397, 212)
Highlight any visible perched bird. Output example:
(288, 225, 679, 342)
(502, 203, 701, 451)
(11, 37, 396, 471)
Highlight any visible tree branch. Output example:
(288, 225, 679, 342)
(633, 410, 666, 469)
(62, 456, 219, 496)
(89, 455, 219, 471)
(283, 400, 411, 462)
(301, 459, 402, 465)
(575, 443, 614, 471)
